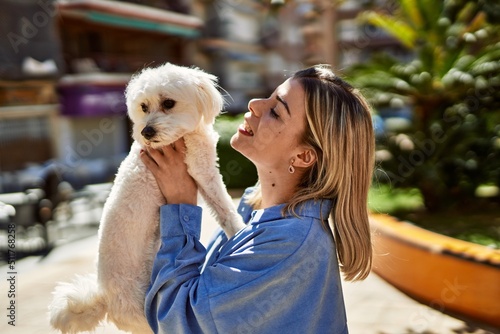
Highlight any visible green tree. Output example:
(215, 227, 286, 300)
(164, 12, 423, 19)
(347, 0, 500, 211)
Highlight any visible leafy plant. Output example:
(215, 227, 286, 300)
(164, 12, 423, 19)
(348, 0, 500, 211)
(214, 114, 258, 189)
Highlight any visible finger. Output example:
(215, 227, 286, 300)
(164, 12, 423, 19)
(145, 145, 177, 171)
(146, 146, 167, 162)
(173, 138, 187, 155)
(140, 149, 159, 170)
(155, 146, 165, 155)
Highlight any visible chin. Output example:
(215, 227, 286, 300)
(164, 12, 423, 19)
(230, 132, 247, 155)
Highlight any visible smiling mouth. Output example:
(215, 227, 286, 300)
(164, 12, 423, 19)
(238, 122, 254, 136)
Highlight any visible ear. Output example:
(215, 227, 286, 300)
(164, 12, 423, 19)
(125, 66, 151, 116)
(192, 68, 224, 125)
(125, 68, 146, 109)
(293, 148, 317, 169)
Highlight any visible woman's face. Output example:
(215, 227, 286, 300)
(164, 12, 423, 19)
(231, 78, 307, 172)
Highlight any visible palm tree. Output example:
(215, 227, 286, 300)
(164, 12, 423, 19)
(347, 0, 500, 211)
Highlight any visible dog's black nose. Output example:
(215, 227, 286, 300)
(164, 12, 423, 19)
(141, 126, 156, 140)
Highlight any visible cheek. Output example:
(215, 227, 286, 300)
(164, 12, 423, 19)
(131, 122, 145, 144)
(253, 126, 278, 151)
(256, 119, 290, 146)
(128, 107, 146, 124)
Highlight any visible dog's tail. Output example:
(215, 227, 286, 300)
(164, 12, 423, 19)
(49, 274, 107, 333)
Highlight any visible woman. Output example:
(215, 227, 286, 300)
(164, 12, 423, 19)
(140, 64, 375, 333)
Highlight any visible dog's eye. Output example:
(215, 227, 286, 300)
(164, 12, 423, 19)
(141, 103, 148, 113)
(162, 99, 176, 110)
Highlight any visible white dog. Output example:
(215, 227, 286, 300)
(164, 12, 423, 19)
(49, 63, 245, 333)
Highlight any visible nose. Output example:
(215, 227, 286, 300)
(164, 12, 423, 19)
(248, 98, 263, 117)
(141, 126, 156, 140)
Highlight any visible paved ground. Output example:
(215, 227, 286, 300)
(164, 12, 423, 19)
(0, 198, 498, 334)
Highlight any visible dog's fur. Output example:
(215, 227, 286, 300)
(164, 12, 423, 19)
(49, 63, 245, 333)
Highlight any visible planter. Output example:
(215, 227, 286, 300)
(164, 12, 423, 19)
(370, 214, 500, 328)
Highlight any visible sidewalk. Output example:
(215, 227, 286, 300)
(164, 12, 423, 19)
(0, 199, 497, 334)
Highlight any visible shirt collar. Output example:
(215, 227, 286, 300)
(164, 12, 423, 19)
(248, 199, 332, 224)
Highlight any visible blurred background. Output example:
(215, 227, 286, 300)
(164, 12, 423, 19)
(2, 0, 498, 256)
(1, 0, 423, 258)
(0, 0, 499, 332)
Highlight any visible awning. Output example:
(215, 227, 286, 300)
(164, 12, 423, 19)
(57, 0, 203, 38)
(200, 39, 264, 62)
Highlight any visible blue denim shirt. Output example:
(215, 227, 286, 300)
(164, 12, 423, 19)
(145, 190, 348, 334)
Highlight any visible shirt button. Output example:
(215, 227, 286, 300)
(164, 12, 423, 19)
(183, 215, 189, 222)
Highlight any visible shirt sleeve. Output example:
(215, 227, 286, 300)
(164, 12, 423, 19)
(145, 203, 214, 333)
(145, 203, 347, 334)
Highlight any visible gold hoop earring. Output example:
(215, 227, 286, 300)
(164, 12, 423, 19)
(288, 160, 295, 174)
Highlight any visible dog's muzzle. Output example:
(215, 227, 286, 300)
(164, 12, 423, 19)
(141, 126, 156, 140)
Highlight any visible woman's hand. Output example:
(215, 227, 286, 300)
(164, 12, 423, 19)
(140, 138, 198, 205)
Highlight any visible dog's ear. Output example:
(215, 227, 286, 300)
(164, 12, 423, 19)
(192, 69, 224, 125)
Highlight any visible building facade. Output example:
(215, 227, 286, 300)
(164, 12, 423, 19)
(0, 0, 405, 183)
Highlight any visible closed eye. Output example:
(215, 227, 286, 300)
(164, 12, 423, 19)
(270, 107, 279, 119)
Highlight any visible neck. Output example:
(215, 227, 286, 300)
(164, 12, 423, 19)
(256, 167, 300, 209)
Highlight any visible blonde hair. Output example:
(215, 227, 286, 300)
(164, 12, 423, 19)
(248, 64, 375, 281)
